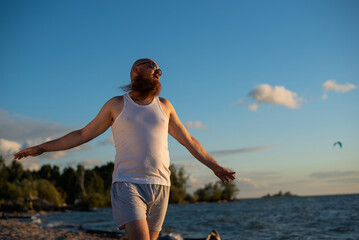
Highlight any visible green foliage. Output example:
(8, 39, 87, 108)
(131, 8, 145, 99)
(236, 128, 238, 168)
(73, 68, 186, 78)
(77, 192, 107, 208)
(220, 181, 239, 201)
(84, 170, 104, 194)
(34, 179, 64, 205)
(58, 167, 81, 204)
(0, 182, 24, 200)
(169, 164, 188, 204)
(36, 164, 60, 184)
(21, 169, 34, 181)
(93, 162, 114, 192)
(194, 181, 239, 202)
(8, 160, 24, 182)
(0, 156, 9, 183)
(0, 178, 63, 206)
(262, 191, 296, 198)
(20, 179, 38, 198)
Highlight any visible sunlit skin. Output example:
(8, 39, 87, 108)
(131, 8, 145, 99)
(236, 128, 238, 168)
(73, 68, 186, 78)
(13, 59, 236, 240)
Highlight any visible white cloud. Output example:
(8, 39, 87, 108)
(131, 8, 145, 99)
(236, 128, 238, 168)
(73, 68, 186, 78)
(186, 176, 206, 194)
(0, 138, 42, 169)
(23, 137, 52, 148)
(248, 103, 259, 111)
(249, 84, 303, 109)
(43, 151, 68, 160)
(238, 177, 268, 188)
(0, 110, 92, 167)
(27, 163, 40, 171)
(98, 135, 115, 146)
(322, 93, 328, 100)
(232, 98, 246, 106)
(0, 138, 21, 161)
(322, 79, 357, 93)
(188, 176, 199, 184)
(185, 121, 209, 130)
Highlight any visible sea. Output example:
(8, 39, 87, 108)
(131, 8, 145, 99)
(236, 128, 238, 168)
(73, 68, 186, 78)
(28, 194, 358, 240)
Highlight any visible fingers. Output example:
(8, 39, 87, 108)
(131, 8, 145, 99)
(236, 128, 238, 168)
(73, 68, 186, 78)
(215, 170, 236, 183)
(225, 172, 236, 182)
(14, 149, 30, 160)
(227, 171, 236, 180)
(14, 152, 26, 160)
(14, 146, 44, 160)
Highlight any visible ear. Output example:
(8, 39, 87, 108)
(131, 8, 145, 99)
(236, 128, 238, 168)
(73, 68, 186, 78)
(133, 65, 140, 74)
(130, 65, 139, 81)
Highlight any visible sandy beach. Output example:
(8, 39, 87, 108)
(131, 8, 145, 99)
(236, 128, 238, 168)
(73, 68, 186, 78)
(0, 219, 122, 240)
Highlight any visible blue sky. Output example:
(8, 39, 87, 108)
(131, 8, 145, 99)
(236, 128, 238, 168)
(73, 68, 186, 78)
(1, 0, 358, 198)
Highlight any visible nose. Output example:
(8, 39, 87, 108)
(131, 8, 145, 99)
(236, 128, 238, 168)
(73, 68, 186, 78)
(155, 68, 162, 76)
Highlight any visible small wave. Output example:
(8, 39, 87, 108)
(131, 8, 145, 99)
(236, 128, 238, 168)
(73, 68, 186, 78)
(247, 221, 265, 230)
(31, 217, 42, 224)
(217, 218, 229, 223)
(46, 221, 79, 230)
(330, 226, 353, 233)
(279, 234, 300, 240)
(46, 222, 63, 228)
(161, 232, 184, 240)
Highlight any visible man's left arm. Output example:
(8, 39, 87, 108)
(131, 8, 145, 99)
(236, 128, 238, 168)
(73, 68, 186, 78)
(165, 100, 236, 182)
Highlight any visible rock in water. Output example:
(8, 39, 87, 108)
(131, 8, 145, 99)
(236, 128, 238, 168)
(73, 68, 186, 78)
(206, 230, 221, 240)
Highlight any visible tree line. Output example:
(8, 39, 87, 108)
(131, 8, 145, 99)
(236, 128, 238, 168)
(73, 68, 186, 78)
(0, 156, 239, 211)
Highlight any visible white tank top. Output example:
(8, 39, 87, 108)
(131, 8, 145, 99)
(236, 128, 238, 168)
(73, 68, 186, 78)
(111, 93, 171, 186)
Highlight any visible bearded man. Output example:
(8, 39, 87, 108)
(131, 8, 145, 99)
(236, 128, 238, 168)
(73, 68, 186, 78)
(14, 58, 236, 240)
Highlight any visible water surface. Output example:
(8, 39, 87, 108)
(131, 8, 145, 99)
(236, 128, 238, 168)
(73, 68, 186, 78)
(35, 194, 359, 240)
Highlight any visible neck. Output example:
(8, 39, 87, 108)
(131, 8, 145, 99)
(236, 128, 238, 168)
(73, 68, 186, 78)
(129, 92, 155, 105)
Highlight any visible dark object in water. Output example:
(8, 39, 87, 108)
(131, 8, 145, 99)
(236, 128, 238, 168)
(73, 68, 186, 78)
(1, 213, 32, 220)
(206, 230, 221, 240)
(86, 229, 124, 238)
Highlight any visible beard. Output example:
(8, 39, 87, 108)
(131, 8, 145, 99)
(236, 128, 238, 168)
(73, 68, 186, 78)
(121, 75, 162, 100)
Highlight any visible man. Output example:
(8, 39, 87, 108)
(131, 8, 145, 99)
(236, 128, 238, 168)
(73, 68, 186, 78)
(14, 58, 236, 240)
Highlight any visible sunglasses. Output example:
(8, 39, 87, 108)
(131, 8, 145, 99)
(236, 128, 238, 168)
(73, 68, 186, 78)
(136, 61, 162, 76)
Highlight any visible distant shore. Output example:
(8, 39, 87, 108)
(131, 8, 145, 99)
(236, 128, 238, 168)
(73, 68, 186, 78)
(0, 219, 121, 240)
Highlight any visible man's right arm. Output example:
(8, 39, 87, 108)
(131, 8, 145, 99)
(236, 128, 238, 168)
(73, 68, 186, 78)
(14, 97, 121, 160)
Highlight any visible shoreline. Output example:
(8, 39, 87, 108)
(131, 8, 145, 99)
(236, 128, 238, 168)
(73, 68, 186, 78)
(0, 218, 210, 240)
(1, 217, 211, 240)
(0, 219, 123, 240)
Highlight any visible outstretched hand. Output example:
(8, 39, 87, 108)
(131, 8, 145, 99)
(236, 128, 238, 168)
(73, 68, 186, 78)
(13, 146, 44, 160)
(213, 166, 236, 183)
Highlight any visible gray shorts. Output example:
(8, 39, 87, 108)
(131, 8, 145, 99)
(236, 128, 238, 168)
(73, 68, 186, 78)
(111, 182, 170, 232)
